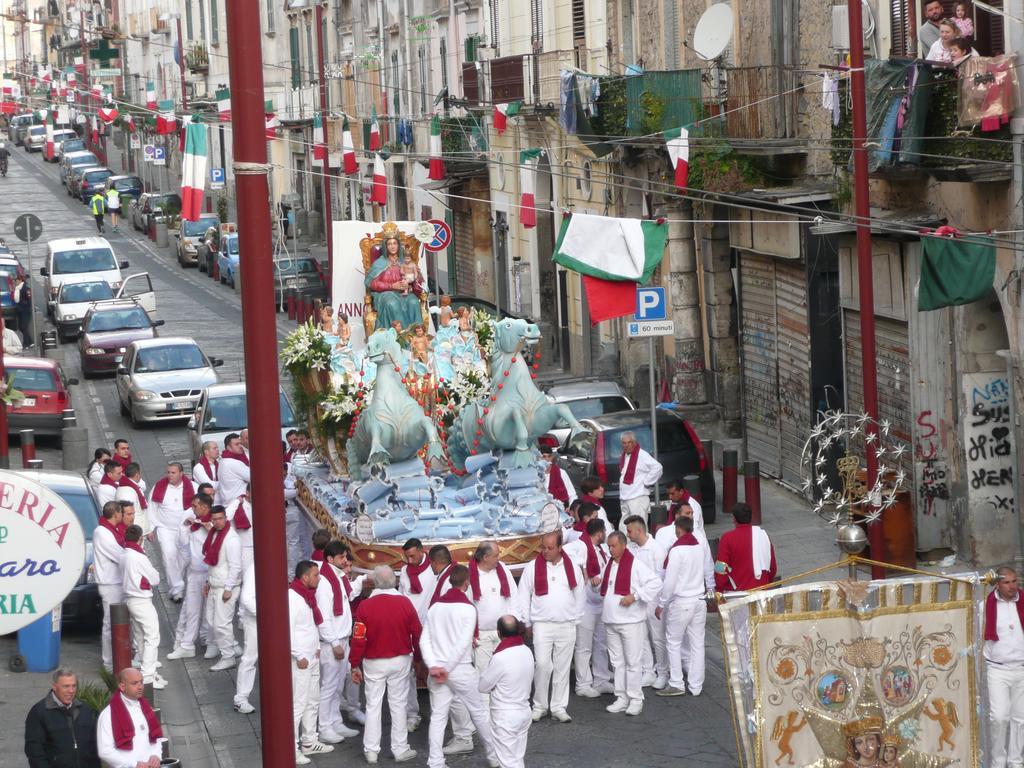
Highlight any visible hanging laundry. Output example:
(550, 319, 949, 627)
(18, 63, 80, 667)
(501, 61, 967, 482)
(559, 71, 578, 134)
(958, 55, 1019, 131)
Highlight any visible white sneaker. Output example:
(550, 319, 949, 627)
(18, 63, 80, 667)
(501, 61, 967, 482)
(347, 709, 367, 725)
(653, 675, 668, 690)
(594, 681, 615, 694)
(606, 698, 628, 713)
(625, 700, 643, 716)
(550, 710, 572, 723)
(155, 661, 163, 669)
(531, 708, 547, 722)
(319, 729, 344, 744)
(394, 749, 417, 763)
(641, 673, 657, 687)
(442, 737, 474, 755)
(210, 657, 237, 672)
(149, 677, 168, 690)
(166, 647, 195, 660)
(234, 700, 255, 714)
(295, 750, 311, 765)
(364, 752, 378, 765)
(335, 722, 360, 737)
(204, 646, 220, 660)
(301, 741, 335, 756)
(406, 715, 421, 731)
(575, 686, 600, 698)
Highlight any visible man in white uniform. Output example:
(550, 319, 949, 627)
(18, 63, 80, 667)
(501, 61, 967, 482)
(168, 494, 214, 659)
(148, 463, 193, 602)
(624, 515, 668, 689)
(399, 537, 437, 730)
(985, 565, 1024, 768)
(420, 564, 499, 768)
(192, 440, 220, 491)
(467, 540, 518, 713)
(234, 559, 259, 714)
(289, 560, 334, 764)
(616, 431, 663, 530)
(216, 433, 250, 506)
(96, 668, 163, 768)
(202, 505, 242, 671)
(564, 518, 613, 697)
(514, 530, 585, 723)
(96, 462, 123, 508)
(93, 501, 125, 672)
(479, 616, 534, 768)
(121, 525, 166, 690)
(226, 485, 254, 568)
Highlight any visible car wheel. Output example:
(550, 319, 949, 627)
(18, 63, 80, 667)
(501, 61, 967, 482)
(129, 404, 143, 428)
(119, 396, 128, 417)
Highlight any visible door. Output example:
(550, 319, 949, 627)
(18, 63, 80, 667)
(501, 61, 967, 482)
(117, 273, 156, 315)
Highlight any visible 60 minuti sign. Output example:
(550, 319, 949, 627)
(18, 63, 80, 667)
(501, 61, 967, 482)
(0, 471, 85, 633)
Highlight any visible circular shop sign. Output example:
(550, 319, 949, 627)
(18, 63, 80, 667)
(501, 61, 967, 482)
(0, 470, 86, 634)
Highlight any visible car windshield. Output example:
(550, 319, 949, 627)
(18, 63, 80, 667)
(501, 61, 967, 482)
(85, 306, 150, 332)
(8, 367, 57, 392)
(226, 238, 239, 255)
(182, 218, 219, 237)
(563, 396, 633, 421)
(70, 154, 97, 166)
(54, 132, 76, 141)
(134, 344, 207, 373)
(53, 248, 117, 274)
(276, 258, 318, 275)
(203, 392, 296, 432)
(59, 487, 99, 538)
(61, 282, 113, 303)
(604, 423, 691, 462)
(84, 170, 112, 182)
(114, 178, 142, 192)
(62, 140, 85, 151)
(0, 264, 20, 284)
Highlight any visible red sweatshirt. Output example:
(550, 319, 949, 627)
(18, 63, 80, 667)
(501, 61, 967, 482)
(349, 589, 423, 668)
(714, 523, 777, 592)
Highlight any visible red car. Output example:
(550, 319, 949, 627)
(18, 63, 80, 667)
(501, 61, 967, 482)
(5, 356, 79, 441)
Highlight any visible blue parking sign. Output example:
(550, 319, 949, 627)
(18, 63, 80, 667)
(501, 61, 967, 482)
(635, 287, 667, 321)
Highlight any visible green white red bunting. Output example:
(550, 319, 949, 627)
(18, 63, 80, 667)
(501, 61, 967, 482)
(342, 117, 357, 175)
(519, 148, 543, 228)
(428, 114, 445, 180)
(369, 107, 381, 151)
(664, 126, 690, 191)
(98, 105, 119, 124)
(180, 122, 208, 222)
(216, 87, 231, 122)
(145, 81, 156, 110)
(156, 99, 176, 135)
(44, 109, 54, 161)
(265, 100, 278, 139)
(494, 101, 521, 135)
(371, 154, 387, 205)
(312, 113, 327, 168)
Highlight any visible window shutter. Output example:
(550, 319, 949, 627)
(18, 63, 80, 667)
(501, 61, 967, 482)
(185, 0, 193, 40)
(290, 27, 301, 89)
(889, 0, 908, 57)
(210, 0, 218, 43)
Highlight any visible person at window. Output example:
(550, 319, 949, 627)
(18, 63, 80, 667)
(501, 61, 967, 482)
(953, 1, 974, 38)
(926, 19, 960, 62)
(918, 0, 945, 55)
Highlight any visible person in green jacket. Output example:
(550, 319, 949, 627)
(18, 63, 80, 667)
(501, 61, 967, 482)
(89, 190, 106, 234)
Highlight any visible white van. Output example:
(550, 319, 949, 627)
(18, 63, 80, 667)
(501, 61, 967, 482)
(41, 237, 129, 315)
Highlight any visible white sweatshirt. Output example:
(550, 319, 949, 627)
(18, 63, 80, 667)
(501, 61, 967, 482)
(239, 561, 257, 619)
(655, 527, 715, 590)
(618, 447, 663, 501)
(122, 546, 160, 599)
(92, 523, 124, 586)
(205, 527, 242, 589)
(216, 455, 250, 506)
(600, 556, 660, 624)
(191, 459, 219, 489)
(316, 563, 356, 646)
(514, 555, 585, 625)
(479, 644, 534, 711)
(564, 538, 610, 616)
(629, 535, 667, 579)
(660, 542, 714, 607)
(96, 694, 164, 768)
(420, 594, 477, 671)
(148, 482, 185, 531)
(472, 563, 519, 631)
(289, 588, 321, 660)
(400, 556, 439, 621)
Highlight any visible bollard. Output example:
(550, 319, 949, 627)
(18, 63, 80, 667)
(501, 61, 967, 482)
(287, 289, 296, 320)
(62, 426, 90, 471)
(683, 474, 702, 504)
(649, 502, 668, 534)
(20, 429, 35, 468)
(743, 460, 762, 525)
(26, 458, 43, 469)
(62, 408, 77, 427)
(296, 295, 306, 324)
(722, 449, 738, 521)
(111, 603, 132, 677)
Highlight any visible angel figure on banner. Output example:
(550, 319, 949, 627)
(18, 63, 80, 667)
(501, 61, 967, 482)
(771, 711, 808, 766)
(922, 698, 959, 753)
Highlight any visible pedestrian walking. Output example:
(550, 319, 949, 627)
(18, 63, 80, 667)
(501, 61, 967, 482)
(89, 190, 106, 234)
(478, 616, 534, 768)
(289, 560, 335, 764)
(24, 668, 100, 768)
(202, 505, 242, 670)
(617, 431, 663, 530)
(349, 565, 422, 764)
(122, 525, 166, 690)
(234, 559, 259, 714)
(714, 502, 777, 592)
(13, 273, 32, 347)
(96, 668, 163, 768)
(105, 185, 120, 232)
(985, 566, 1024, 768)
(168, 494, 214, 660)
(94, 500, 125, 673)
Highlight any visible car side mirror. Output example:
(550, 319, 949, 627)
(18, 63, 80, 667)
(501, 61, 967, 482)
(116, 365, 127, 375)
(119, 261, 129, 269)
(39, 266, 49, 276)
(210, 358, 224, 368)
(187, 417, 196, 430)
(66, 377, 79, 386)
(153, 319, 165, 327)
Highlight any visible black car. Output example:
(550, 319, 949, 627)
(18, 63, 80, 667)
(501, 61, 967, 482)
(561, 409, 716, 526)
(103, 174, 144, 204)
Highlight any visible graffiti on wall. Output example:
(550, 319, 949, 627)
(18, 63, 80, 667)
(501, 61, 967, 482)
(915, 410, 950, 516)
(963, 372, 1014, 518)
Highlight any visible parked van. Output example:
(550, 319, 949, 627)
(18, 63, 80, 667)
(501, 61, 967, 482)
(41, 237, 129, 315)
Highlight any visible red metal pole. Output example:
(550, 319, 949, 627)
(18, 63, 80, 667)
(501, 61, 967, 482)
(315, 3, 333, 286)
(0, 313, 8, 469)
(847, 0, 887, 579)
(176, 18, 188, 112)
(224, 2, 293, 765)
(20, 429, 35, 467)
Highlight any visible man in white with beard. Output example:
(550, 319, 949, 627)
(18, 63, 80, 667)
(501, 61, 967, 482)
(478, 616, 534, 768)
(148, 463, 195, 602)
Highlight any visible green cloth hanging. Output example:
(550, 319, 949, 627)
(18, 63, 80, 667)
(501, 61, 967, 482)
(918, 235, 996, 311)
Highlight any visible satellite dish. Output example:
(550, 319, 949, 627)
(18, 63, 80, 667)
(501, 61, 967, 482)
(692, 4, 734, 61)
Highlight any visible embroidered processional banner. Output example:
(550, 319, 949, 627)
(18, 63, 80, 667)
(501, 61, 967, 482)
(719, 574, 987, 768)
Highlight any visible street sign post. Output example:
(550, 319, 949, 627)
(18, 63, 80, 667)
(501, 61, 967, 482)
(210, 167, 226, 190)
(152, 146, 166, 166)
(632, 286, 672, 505)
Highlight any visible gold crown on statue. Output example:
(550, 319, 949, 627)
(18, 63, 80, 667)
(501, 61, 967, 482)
(381, 221, 400, 239)
(882, 734, 901, 748)
(842, 715, 885, 739)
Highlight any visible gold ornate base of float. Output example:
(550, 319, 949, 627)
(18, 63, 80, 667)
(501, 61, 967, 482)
(296, 476, 544, 571)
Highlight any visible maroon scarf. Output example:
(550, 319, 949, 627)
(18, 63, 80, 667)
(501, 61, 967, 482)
(405, 554, 431, 594)
(619, 447, 640, 485)
(311, 548, 325, 563)
(112, 453, 132, 470)
(580, 493, 601, 506)
(109, 691, 162, 750)
(582, 535, 603, 579)
(202, 525, 230, 566)
(290, 578, 323, 625)
(100, 473, 120, 491)
(436, 587, 478, 639)
(663, 532, 699, 568)
(151, 477, 195, 509)
(534, 552, 578, 596)
(494, 634, 526, 655)
(429, 564, 455, 606)
(668, 491, 693, 519)
(547, 465, 569, 504)
(231, 497, 252, 531)
(985, 590, 1024, 642)
(119, 476, 148, 510)
(198, 456, 219, 480)
(321, 562, 346, 616)
(188, 512, 211, 532)
(468, 559, 511, 602)
(124, 542, 152, 589)
(572, 518, 588, 533)
(600, 548, 635, 597)
(98, 516, 126, 547)
(222, 449, 250, 467)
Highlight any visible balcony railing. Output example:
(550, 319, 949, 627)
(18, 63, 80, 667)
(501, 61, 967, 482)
(440, 115, 488, 174)
(186, 43, 209, 73)
(702, 66, 798, 143)
(458, 50, 600, 110)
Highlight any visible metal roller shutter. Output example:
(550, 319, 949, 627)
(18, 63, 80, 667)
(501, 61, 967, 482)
(741, 255, 781, 478)
(776, 261, 812, 487)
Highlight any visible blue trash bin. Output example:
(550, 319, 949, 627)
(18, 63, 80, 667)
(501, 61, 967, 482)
(17, 606, 62, 673)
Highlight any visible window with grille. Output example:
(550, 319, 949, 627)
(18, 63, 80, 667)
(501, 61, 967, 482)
(266, 0, 275, 33)
(572, 0, 585, 45)
(290, 26, 301, 89)
(209, 0, 218, 43)
(489, 0, 500, 53)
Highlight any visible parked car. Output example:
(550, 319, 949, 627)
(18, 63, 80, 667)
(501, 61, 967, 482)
(41, 236, 129, 312)
(15, 468, 102, 627)
(60, 150, 98, 186)
(188, 382, 297, 462)
(273, 255, 325, 307)
(79, 300, 164, 376)
(115, 337, 223, 425)
(24, 124, 47, 152)
(8, 113, 36, 145)
(130, 192, 181, 233)
(53, 280, 114, 341)
(217, 233, 241, 287)
(78, 167, 114, 203)
(68, 164, 102, 199)
(177, 215, 221, 267)
(14, 113, 42, 146)
(103, 174, 144, 204)
(55, 135, 85, 161)
(560, 409, 716, 526)
(0, 249, 25, 329)
(48, 129, 79, 161)
(4, 355, 79, 440)
(543, 381, 637, 449)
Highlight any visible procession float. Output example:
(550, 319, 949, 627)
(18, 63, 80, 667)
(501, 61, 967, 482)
(283, 221, 583, 570)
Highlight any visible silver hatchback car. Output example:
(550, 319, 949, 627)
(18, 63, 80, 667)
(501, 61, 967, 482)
(115, 337, 224, 425)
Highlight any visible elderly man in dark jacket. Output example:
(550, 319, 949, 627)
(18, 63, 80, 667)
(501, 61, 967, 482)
(25, 668, 100, 768)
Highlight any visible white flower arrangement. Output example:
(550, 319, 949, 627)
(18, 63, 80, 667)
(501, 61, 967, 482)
(281, 320, 332, 374)
(471, 308, 495, 359)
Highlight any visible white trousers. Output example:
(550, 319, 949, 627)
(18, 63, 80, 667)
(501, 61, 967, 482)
(341, 670, 362, 715)
(204, 586, 240, 658)
(619, 496, 651, 531)
(573, 610, 612, 690)
(532, 621, 576, 714)
(405, 667, 419, 717)
(126, 596, 160, 682)
(642, 601, 668, 678)
(989, 664, 1024, 768)
(155, 526, 185, 598)
(174, 570, 209, 651)
(489, 706, 531, 768)
(363, 655, 412, 757)
(664, 598, 707, 693)
(98, 584, 124, 670)
(475, 630, 500, 712)
(427, 663, 495, 768)
(319, 639, 350, 732)
(234, 611, 258, 706)
(292, 655, 321, 747)
(606, 621, 645, 704)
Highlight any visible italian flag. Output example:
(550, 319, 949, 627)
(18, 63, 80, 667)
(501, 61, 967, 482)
(0, 73, 15, 115)
(145, 81, 156, 110)
(428, 114, 444, 180)
(265, 100, 278, 140)
(180, 121, 208, 222)
(156, 100, 176, 135)
(664, 126, 690, 192)
(216, 87, 231, 122)
(90, 115, 99, 145)
(369, 107, 381, 151)
(125, 113, 136, 132)
(342, 116, 356, 174)
(98, 105, 119, 124)
(519, 148, 542, 229)
(371, 153, 387, 205)
(44, 110, 54, 160)
(312, 113, 327, 168)
(493, 101, 520, 135)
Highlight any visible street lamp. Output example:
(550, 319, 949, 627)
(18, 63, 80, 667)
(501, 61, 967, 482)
(158, 12, 187, 111)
